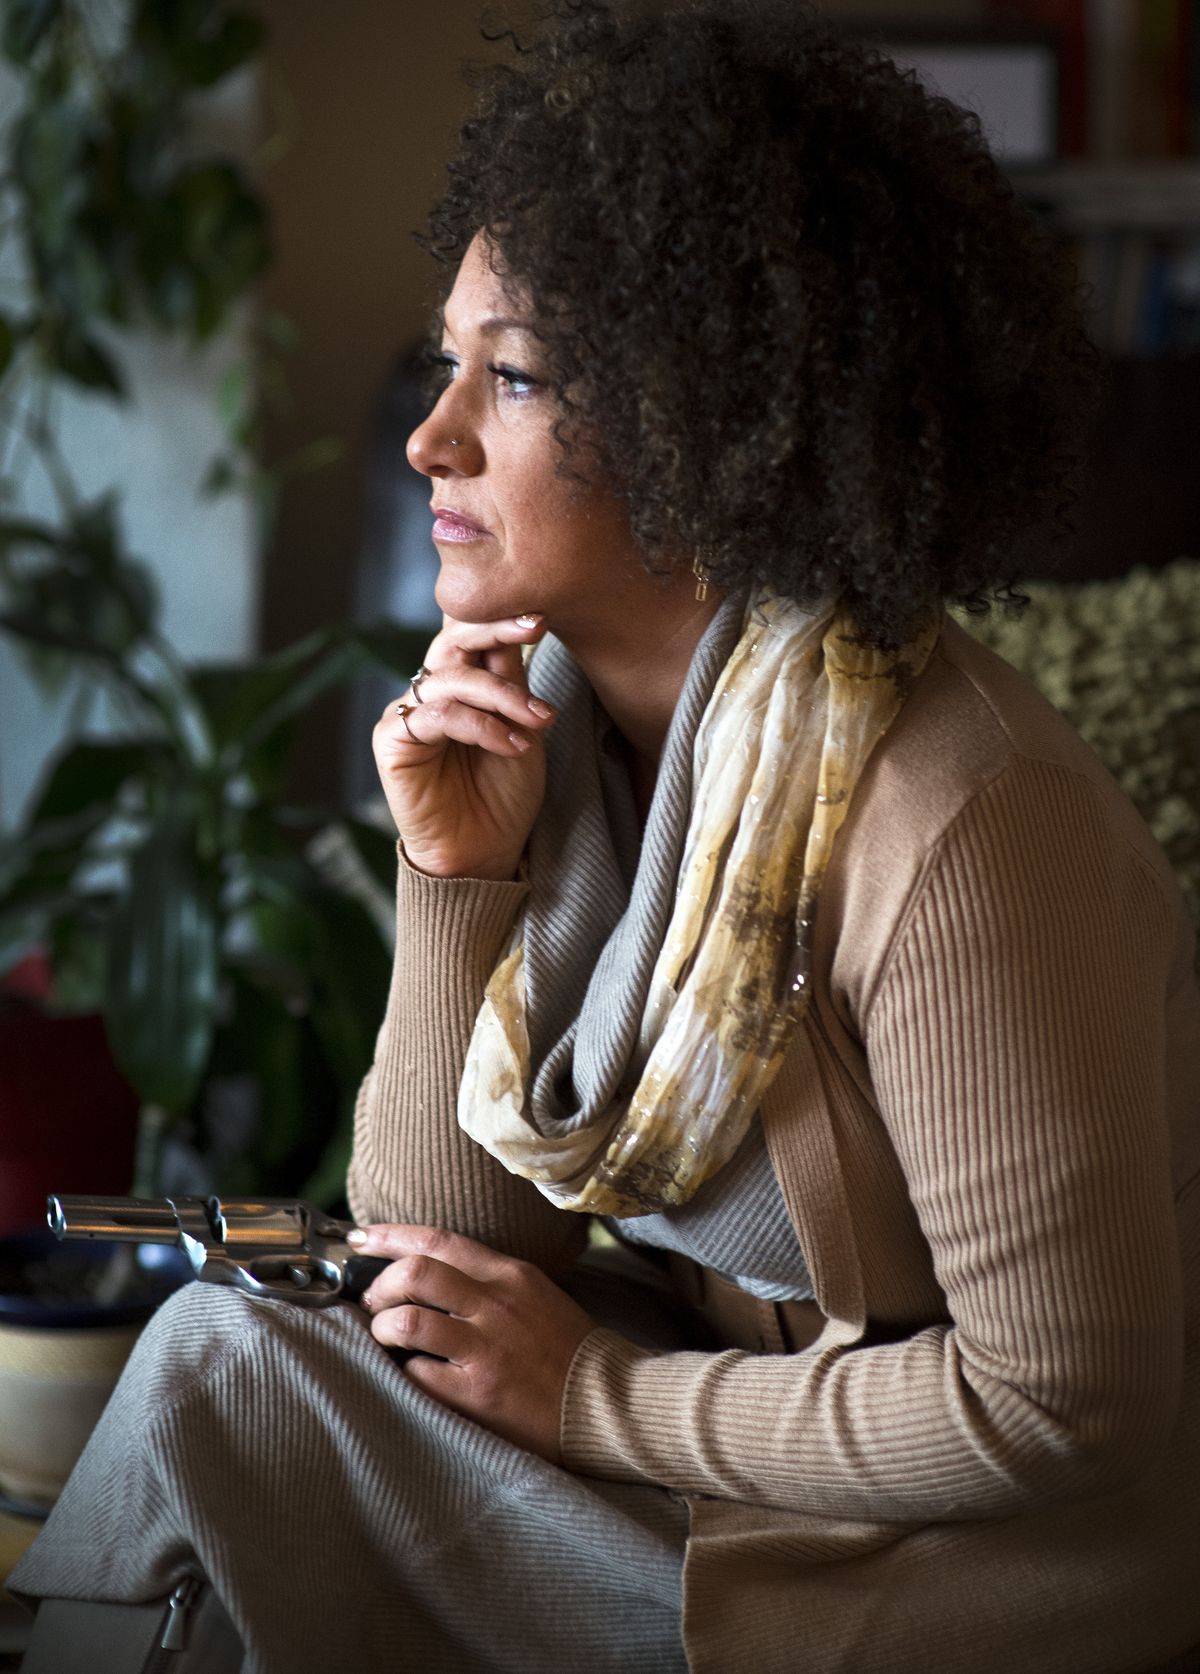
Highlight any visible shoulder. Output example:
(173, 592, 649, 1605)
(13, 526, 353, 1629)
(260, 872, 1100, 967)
(816, 615, 1191, 1028)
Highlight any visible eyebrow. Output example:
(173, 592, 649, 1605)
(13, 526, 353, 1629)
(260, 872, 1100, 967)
(438, 311, 535, 338)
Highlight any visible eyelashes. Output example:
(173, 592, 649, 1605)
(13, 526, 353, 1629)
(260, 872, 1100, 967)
(426, 349, 541, 401)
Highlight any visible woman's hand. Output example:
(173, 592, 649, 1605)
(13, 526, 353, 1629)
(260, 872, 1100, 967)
(373, 612, 555, 881)
(350, 1224, 595, 1465)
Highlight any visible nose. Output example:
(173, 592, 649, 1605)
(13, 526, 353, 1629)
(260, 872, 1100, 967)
(406, 390, 479, 480)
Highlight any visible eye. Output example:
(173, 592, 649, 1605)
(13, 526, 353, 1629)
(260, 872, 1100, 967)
(490, 362, 540, 399)
(427, 349, 459, 389)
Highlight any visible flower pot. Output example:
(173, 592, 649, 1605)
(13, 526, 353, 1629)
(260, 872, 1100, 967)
(0, 1231, 189, 1587)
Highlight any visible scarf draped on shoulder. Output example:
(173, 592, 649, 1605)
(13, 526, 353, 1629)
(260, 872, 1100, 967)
(458, 590, 939, 1217)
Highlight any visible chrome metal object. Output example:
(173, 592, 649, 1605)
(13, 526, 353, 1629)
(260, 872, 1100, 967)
(46, 1195, 387, 1308)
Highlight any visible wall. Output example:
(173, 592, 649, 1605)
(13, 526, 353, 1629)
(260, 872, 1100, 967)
(0, 58, 260, 827)
(256, 0, 502, 800)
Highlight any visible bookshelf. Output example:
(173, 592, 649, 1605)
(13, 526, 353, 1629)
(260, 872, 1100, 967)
(833, 3, 1200, 573)
(1014, 161, 1200, 355)
(1003, 161, 1200, 578)
(1015, 161, 1200, 229)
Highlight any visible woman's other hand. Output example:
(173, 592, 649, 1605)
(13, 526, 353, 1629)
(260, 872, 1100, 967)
(373, 612, 554, 881)
(351, 1223, 594, 1464)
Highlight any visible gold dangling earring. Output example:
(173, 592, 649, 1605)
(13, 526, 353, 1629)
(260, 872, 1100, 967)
(692, 550, 710, 603)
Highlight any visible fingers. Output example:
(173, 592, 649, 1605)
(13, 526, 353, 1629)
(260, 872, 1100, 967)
(368, 1299, 474, 1362)
(426, 611, 546, 674)
(375, 689, 543, 760)
(362, 1252, 481, 1319)
(354, 1229, 510, 1365)
(399, 664, 553, 729)
(350, 1223, 514, 1280)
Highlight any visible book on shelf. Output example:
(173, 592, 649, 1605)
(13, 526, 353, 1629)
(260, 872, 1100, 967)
(1075, 233, 1200, 352)
(990, 0, 1199, 157)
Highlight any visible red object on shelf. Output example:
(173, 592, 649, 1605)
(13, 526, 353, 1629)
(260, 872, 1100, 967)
(0, 1007, 140, 1235)
(992, 0, 1089, 154)
(1, 951, 54, 1005)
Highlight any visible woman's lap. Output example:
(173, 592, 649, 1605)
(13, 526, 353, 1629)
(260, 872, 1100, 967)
(11, 1273, 689, 1673)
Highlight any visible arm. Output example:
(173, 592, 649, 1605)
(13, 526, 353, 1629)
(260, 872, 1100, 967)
(560, 759, 1185, 1519)
(345, 608, 590, 1276)
(346, 852, 589, 1273)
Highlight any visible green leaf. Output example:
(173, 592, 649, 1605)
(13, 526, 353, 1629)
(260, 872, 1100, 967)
(200, 455, 240, 497)
(2, 0, 60, 66)
(104, 816, 219, 1113)
(0, 512, 67, 554)
(191, 629, 336, 751)
(142, 163, 270, 340)
(337, 817, 400, 902)
(302, 885, 390, 1082)
(351, 622, 434, 681)
(0, 900, 54, 977)
(134, 0, 265, 89)
(217, 360, 251, 438)
(211, 971, 326, 1182)
(56, 333, 126, 398)
(29, 737, 162, 824)
(46, 914, 108, 1013)
(0, 605, 124, 667)
(13, 98, 91, 256)
(70, 493, 122, 567)
(0, 803, 112, 902)
(301, 1121, 354, 1213)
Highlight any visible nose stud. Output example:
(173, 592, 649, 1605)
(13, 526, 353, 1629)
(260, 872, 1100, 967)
(450, 438, 460, 447)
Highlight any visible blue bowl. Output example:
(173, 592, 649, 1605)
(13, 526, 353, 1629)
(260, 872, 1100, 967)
(0, 1231, 191, 1330)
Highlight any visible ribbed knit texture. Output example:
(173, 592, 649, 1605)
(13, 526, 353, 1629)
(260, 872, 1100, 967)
(11, 1282, 690, 1673)
(346, 861, 592, 1271)
(351, 617, 1199, 1673)
(15, 621, 1198, 1674)
(605, 1114, 813, 1301)
(563, 755, 1185, 1517)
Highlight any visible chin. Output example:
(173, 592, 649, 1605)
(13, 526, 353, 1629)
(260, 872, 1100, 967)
(434, 567, 523, 626)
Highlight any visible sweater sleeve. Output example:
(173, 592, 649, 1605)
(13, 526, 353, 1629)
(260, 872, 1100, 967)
(346, 849, 590, 1275)
(560, 758, 1186, 1519)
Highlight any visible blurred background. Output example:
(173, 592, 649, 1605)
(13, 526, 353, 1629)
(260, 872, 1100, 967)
(0, 0, 1197, 1215)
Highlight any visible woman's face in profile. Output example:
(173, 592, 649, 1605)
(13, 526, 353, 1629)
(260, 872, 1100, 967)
(406, 234, 645, 636)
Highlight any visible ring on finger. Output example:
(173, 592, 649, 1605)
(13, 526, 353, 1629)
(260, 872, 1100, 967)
(394, 701, 420, 743)
(410, 664, 431, 703)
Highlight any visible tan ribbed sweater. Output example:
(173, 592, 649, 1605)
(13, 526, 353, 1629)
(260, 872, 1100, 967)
(348, 618, 1200, 1674)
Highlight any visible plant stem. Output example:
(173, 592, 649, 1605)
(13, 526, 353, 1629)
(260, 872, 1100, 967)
(133, 1102, 170, 1198)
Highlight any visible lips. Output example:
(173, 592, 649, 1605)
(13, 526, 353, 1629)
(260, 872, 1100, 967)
(432, 507, 491, 541)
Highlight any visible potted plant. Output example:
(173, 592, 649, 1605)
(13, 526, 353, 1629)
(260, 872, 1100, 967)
(0, 0, 421, 1206)
(0, 0, 420, 1587)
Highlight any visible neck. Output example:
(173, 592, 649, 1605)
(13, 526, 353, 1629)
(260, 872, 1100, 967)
(562, 586, 722, 769)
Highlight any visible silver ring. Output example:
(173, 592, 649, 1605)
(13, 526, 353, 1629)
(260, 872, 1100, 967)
(394, 701, 419, 743)
(410, 665, 430, 703)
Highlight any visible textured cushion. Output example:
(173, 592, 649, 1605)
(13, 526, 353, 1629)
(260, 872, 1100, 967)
(955, 557, 1200, 941)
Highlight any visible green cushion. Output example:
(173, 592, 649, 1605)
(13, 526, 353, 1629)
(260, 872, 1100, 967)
(953, 557, 1200, 941)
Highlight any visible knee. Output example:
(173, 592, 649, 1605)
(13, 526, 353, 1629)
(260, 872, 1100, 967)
(124, 1281, 275, 1396)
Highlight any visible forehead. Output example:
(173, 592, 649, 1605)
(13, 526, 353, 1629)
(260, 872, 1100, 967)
(441, 235, 535, 340)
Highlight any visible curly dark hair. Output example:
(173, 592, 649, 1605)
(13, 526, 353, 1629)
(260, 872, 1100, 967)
(425, 0, 1100, 646)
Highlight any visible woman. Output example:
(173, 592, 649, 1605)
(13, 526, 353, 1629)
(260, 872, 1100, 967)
(13, 4, 1200, 1671)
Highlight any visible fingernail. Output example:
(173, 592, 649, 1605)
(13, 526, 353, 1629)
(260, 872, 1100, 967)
(527, 697, 553, 718)
(347, 1229, 367, 1246)
(508, 731, 531, 752)
(515, 613, 542, 628)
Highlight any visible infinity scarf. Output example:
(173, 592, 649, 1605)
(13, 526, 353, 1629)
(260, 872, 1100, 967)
(458, 590, 939, 1217)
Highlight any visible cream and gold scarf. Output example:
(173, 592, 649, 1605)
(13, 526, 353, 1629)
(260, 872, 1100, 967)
(458, 590, 938, 1217)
